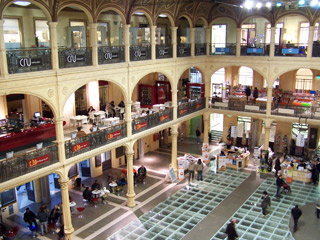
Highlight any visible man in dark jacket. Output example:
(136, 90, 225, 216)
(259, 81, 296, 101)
(225, 219, 238, 240)
(245, 86, 251, 102)
(83, 187, 93, 202)
(291, 205, 302, 232)
(23, 208, 38, 232)
(261, 191, 271, 216)
(276, 175, 284, 198)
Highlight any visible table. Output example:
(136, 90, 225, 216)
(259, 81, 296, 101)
(69, 201, 76, 214)
(109, 182, 117, 193)
(92, 190, 101, 198)
(70, 116, 88, 128)
(94, 111, 106, 123)
(153, 104, 165, 112)
(103, 117, 120, 127)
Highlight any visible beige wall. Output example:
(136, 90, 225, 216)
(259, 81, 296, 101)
(279, 70, 296, 91)
(277, 15, 309, 43)
(222, 114, 237, 142)
(212, 17, 237, 43)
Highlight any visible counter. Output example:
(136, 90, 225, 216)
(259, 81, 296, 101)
(282, 168, 311, 183)
(219, 151, 250, 170)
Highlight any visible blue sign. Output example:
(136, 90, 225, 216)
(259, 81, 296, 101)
(216, 48, 230, 53)
(247, 48, 263, 54)
(282, 48, 299, 54)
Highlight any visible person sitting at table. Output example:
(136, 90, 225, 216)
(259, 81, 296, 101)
(76, 126, 86, 138)
(90, 122, 99, 132)
(116, 173, 127, 186)
(141, 110, 147, 117)
(83, 187, 93, 202)
(91, 180, 100, 190)
(87, 106, 95, 115)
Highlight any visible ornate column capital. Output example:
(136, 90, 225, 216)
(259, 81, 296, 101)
(58, 178, 69, 190)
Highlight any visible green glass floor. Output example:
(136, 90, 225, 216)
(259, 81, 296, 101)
(108, 169, 249, 240)
(211, 178, 320, 240)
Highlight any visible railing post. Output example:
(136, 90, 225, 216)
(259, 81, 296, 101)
(151, 26, 156, 60)
(0, 20, 9, 77)
(270, 27, 275, 58)
(89, 23, 98, 66)
(206, 28, 211, 56)
(236, 28, 241, 57)
(190, 28, 195, 57)
(171, 27, 177, 59)
(124, 25, 130, 63)
(125, 150, 136, 207)
(54, 118, 66, 163)
(171, 124, 178, 176)
(308, 26, 314, 59)
(125, 101, 132, 137)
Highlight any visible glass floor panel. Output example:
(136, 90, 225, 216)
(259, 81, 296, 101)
(108, 169, 250, 240)
(211, 178, 320, 240)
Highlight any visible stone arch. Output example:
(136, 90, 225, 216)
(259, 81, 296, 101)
(57, 3, 94, 24)
(209, 16, 237, 27)
(240, 15, 271, 26)
(96, 6, 126, 24)
(129, 9, 153, 26)
(194, 16, 208, 28)
(275, 12, 310, 26)
(176, 65, 206, 88)
(155, 11, 175, 27)
(176, 15, 193, 28)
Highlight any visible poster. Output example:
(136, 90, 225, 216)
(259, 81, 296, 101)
(296, 134, 305, 147)
(231, 126, 238, 138)
(178, 168, 184, 180)
(218, 157, 226, 170)
(169, 168, 177, 183)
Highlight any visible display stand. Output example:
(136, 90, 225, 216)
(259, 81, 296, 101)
(187, 83, 204, 100)
(138, 84, 156, 108)
(156, 81, 171, 104)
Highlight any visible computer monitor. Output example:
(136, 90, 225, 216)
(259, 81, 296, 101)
(71, 132, 77, 139)
(36, 142, 43, 149)
(34, 112, 41, 118)
(6, 151, 14, 159)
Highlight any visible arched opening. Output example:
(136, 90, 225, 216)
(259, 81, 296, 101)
(239, 66, 253, 86)
(194, 18, 207, 56)
(155, 13, 173, 59)
(177, 17, 191, 57)
(295, 68, 313, 91)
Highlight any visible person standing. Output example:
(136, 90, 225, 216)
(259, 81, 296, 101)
(261, 191, 271, 216)
(23, 208, 38, 232)
(253, 87, 259, 103)
(38, 208, 49, 235)
(276, 175, 284, 199)
(245, 86, 251, 103)
(196, 128, 201, 144)
(225, 219, 238, 240)
(274, 157, 281, 177)
(195, 159, 204, 181)
(188, 160, 196, 184)
(291, 205, 302, 232)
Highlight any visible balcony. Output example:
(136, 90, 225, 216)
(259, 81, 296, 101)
(58, 47, 93, 69)
(130, 45, 151, 61)
(274, 43, 307, 57)
(65, 123, 127, 159)
(272, 105, 320, 119)
(6, 48, 52, 74)
(98, 46, 125, 64)
(210, 43, 236, 56)
(0, 144, 58, 183)
(177, 43, 191, 57)
(132, 108, 173, 134)
(195, 43, 206, 56)
(241, 44, 270, 56)
(156, 44, 173, 59)
(178, 98, 205, 118)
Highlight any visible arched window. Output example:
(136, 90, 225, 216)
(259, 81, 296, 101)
(295, 68, 312, 91)
(211, 68, 225, 84)
(239, 67, 253, 86)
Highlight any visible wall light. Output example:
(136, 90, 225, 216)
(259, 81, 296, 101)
(159, 14, 167, 18)
(13, 1, 31, 6)
(256, 2, 262, 9)
(266, 1, 272, 8)
(298, 0, 305, 5)
(311, 0, 319, 6)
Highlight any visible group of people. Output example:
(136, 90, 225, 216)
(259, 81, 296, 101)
(188, 159, 204, 183)
(245, 86, 259, 103)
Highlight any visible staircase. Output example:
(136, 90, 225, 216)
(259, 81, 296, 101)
(210, 130, 223, 143)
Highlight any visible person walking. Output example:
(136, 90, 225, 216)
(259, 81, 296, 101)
(38, 208, 49, 235)
(261, 191, 271, 216)
(276, 175, 284, 199)
(195, 159, 204, 181)
(23, 208, 38, 233)
(225, 219, 238, 240)
(188, 160, 196, 184)
(196, 128, 201, 144)
(291, 205, 302, 232)
(274, 157, 281, 177)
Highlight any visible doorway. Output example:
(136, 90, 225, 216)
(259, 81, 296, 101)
(16, 181, 35, 209)
(79, 159, 91, 178)
(102, 151, 112, 171)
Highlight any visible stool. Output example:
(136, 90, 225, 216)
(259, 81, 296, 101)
(76, 207, 85, 218)
(92, 197, 99, 208)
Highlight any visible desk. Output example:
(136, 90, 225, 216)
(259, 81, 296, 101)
(92, 190, 101, 198)
(109, 182, 117, 193)
(70, 116, 88, 128)
(94, 111, 105, 123)
(103, 117, 120, 127)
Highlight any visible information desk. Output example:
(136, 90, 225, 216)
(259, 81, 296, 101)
(219, 151, 250, 170)
(281, 168, 311, 183)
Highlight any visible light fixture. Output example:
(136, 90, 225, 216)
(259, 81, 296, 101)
(135, 12, 145, 16)
(276, 2, 282, 7)
(159, 14, 167, 18)
(311, 0, 319, 6)
(13, 1, 31, 6)
(244, 0, 253, 9)
(266, 1, 272, 8)
(256, 2, 262, 9)
(298, 0, 305, 5)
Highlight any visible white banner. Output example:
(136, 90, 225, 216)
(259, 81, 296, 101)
(231, 126, 238, 138)
(296, 134, 305, 147)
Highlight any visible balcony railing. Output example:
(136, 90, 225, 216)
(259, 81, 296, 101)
(177, 43, 191, 57)
(195, 43, 206, 56)
(132, 108, 173, 134)
(272, 106, 318, 119)
(98, 46, 125, 64)
(178, 98, 205, 118)
(275, 43, 307, 57)
(312, 42, 320, 57)
(210, 43, 236, 55)
(0, 144, 58, 183)
(65, 123, 127, 159)
(241, 44, 270, 56)
(156, 44, 173, 59)
(130, 45, 151, 61)
(6, 48, 52, 74)
(58, 47, 92, 69)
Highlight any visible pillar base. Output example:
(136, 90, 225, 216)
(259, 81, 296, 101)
(64, 227, 74, 240)
(127, 193, 136, 208)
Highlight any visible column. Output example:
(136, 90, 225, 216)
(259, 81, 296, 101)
(126, 151, 136, 207)
(48, 22, 59, 70)
(40, 176, 51, 203)
(125, 101, 132, 137)
(0, 20, 8, 77)
(307, 26, 314, 58)
(264, 123, 271, 151)
(205, 81, 210, 109)
(171, 125, 178, 176)
(205, 28, 211, 56)
(171, 27, 177, 59)
(236, 28, 241, 57)
(203, 113, 210, 144)
(59, 178, 74, 240)
(266, 86, 273, 116)
(124, 25, 130, 63)
(171, 89, 178, 120)
(190, 28, 195, 57)
(89, 23, 98, 66)
(270, 27, 275, 57)
(151, 26, 156, 60)
(55, 118, 66, 163)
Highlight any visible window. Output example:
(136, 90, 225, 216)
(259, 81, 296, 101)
(211, 68, 225, 85)
(292, 123, 308, 140)
(190, 67, 202, 83)
(35, 19, 50, 46)
(237, 117, 251, 138)
(3, 18, 22, 48)
(116, 146, 125, 158)
(239, 66, 253, 86)
(299, 22, 309, 45)
(265, 23, 283, 45)
(295, 68, 313, 90)
(212, 24, 226, 47)
(241, 24, 256, 46)
(314, 22, 319, 41)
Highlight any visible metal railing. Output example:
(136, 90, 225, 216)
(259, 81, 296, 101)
(130, 45, 151, 61)
(272, 106, 315, 119)
(65, 122, 127, 159)
(274, 43, 307, 57)
(6, 48, 52, 74)
(178, 98, 205, 118)
(241, 43, 270, 56)
(156, 44, 173, 59)
(209, 43, 236, 55)
(195, 43, 206, 56)
(98, 46, 125, 64)
(58, 47, 92, 68)
(0, 144, 58, 183)
(132, 108, 173, 134)
(312, 42, 320, 57)
(177, 43, 191, 57)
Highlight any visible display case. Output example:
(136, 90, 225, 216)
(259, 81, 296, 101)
(138, 84, 156, 108)
(187, 83, 204, 100)
(156, 81, 171, 104)
(212, 83, 223, 98)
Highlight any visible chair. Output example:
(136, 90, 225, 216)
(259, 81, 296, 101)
(8, 226, 19, 238)
(76, 207, 85, 218)
(83, 198, 89, 206)
(114, 185, 123, 196)
(92, 197, 99, 208)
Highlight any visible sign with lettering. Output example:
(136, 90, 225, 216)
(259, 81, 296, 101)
(160, 114, 169, 122)
(179, 108, 188, 115)
(158, 49, 168, 56)
(107, 130, 121, 140)
(66, 55, 85, 63)
(18, 58, 42, 67)
(72, 141, 90, 152)
(28, 154, 50, 168)
(196, 103, 203, 109)
(104, 52, 118, 60)
(136, 121, 148, 130)
(296, 134, 305, 147)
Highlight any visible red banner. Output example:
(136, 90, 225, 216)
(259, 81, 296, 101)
(28, 154, 50, 168)
(179, 108, 188, 115)
(72, 141, 90, 152)
(196, 103, 203, 109)
(160, 114, 169, 122)
(107, 130, 121, 140)
(136, 121, 148, 130)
